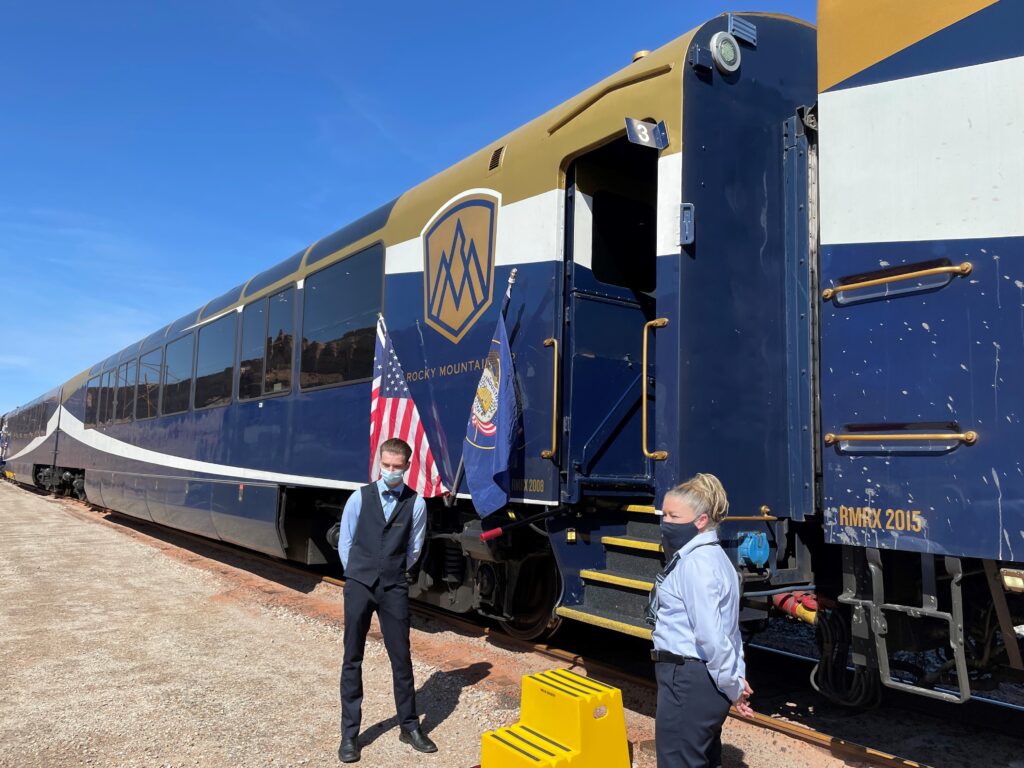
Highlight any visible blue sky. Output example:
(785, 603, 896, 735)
(0, 1, 816, 415)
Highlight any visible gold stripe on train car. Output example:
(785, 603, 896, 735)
(818, 0, 998, 92)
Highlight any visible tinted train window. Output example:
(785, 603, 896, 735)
(119, 361, 137, 421)
(114, 364, 127, 421)
(195, 313, 235, 409)
(239, 301, 266, 400)
(162, 335, 194, 415)
(85, 377, 100, 427)
(264, 288, 293, 395)
(100, 370, 115, 424)
(137, 349, 162, 419)
(301, 245, 382, 389)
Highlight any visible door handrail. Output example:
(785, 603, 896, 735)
(822, 262, 972, 301)
(540, 338, 559, 459)
(642, 318, 669, 461)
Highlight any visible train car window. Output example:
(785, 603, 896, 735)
(106, 370, 118, 423)
(97, 373, 107, 425)
(239, 301, 266, 400)
(161, 335, 195, 415)
(136, 349, 163, 419)
(264, 288, 294, 395)
(114, 364, 128, 421)
(300, 244, 382, 389)
(195, 313, 236, 409)
(85, 377, 100, 427)
(98, 370, 114, 425)
(118, 361, 137, 421)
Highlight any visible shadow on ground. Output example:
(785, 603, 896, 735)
(358, 661, 494, 746)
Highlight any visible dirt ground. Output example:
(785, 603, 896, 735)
(0, 482, 861, 767)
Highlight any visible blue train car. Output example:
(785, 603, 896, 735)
(4, 11, 818, 642)
(7, 4, 1021, 705)
(2, 387, 63, 489)
(815, 0, 1024, 703)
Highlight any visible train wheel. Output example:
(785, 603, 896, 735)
(499, 554, 563, 641)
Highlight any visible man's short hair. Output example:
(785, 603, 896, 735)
(379, 438, 412, 463)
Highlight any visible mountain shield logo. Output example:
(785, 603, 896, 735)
(423, 191, 498, 344)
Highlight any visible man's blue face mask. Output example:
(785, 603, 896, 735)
(380, 468, 405, 486)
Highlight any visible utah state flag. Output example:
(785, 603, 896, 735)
(463, 313, 517, 518)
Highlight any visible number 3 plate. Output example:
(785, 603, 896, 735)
(625, 117, 668, 150)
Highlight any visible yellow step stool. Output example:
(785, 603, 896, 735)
(480, 668, 630, 767)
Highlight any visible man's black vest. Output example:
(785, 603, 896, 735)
(344, 483, 417, 588)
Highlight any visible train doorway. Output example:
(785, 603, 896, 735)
(561, 136, 658, 503)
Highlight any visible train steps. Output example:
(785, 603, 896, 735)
(555, 505, 662, 640)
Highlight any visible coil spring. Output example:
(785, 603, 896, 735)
(443, 541, 466, 584)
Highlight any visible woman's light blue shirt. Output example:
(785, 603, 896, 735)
(651, 528, 746, 702)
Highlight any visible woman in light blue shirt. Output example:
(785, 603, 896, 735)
(651, 473, 752, 768)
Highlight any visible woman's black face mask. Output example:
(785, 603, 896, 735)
(660, 519, 700, 558)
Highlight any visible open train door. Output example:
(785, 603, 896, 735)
(561, 136, 659, 504)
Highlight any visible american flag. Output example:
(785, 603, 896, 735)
(369, 316, 446, 497)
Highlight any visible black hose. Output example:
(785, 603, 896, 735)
(810, 607, 881, 708)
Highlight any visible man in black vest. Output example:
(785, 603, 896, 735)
(337, 438, 437, 763)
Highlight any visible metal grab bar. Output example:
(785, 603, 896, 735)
(642, 318, 669, 461)
(824, 431, 978, 446)
(540, 338, 559, 459)
(822, 262, 972, 301)
(727, 505, 780, 522)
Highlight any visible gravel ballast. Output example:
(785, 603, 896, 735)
(1, 482, 862, 767)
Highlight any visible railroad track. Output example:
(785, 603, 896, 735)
(25, 486, 932, 767)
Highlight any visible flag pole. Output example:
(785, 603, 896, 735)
(444, 268, 517, 507)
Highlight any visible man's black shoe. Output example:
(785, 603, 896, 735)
(399, 727, 437, 754)
(338, 737, 360, 763)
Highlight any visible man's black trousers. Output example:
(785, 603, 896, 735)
(340, 578, 418, 739)
(655, 659, 731, 768)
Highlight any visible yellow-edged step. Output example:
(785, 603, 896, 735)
(480, 668, 630, 767)
(579, 569, 653, 592)
(622, 504, 658, 515)
(554, 607, 653, 640)
(600, 535, 663, 553)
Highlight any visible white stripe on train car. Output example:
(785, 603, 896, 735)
(54, 407, 362, 489)
(385, 189, 562, 274)
(819, 54, 1024, 245)
(5, 408, 61, 462)
(9, 406, 556, 505)
(657, 151, 683, 256)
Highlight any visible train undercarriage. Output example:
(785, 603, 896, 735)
(9, 464, 1024, 707)
(814, 547, 1024, 706)
(31, 463, 86, 500)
